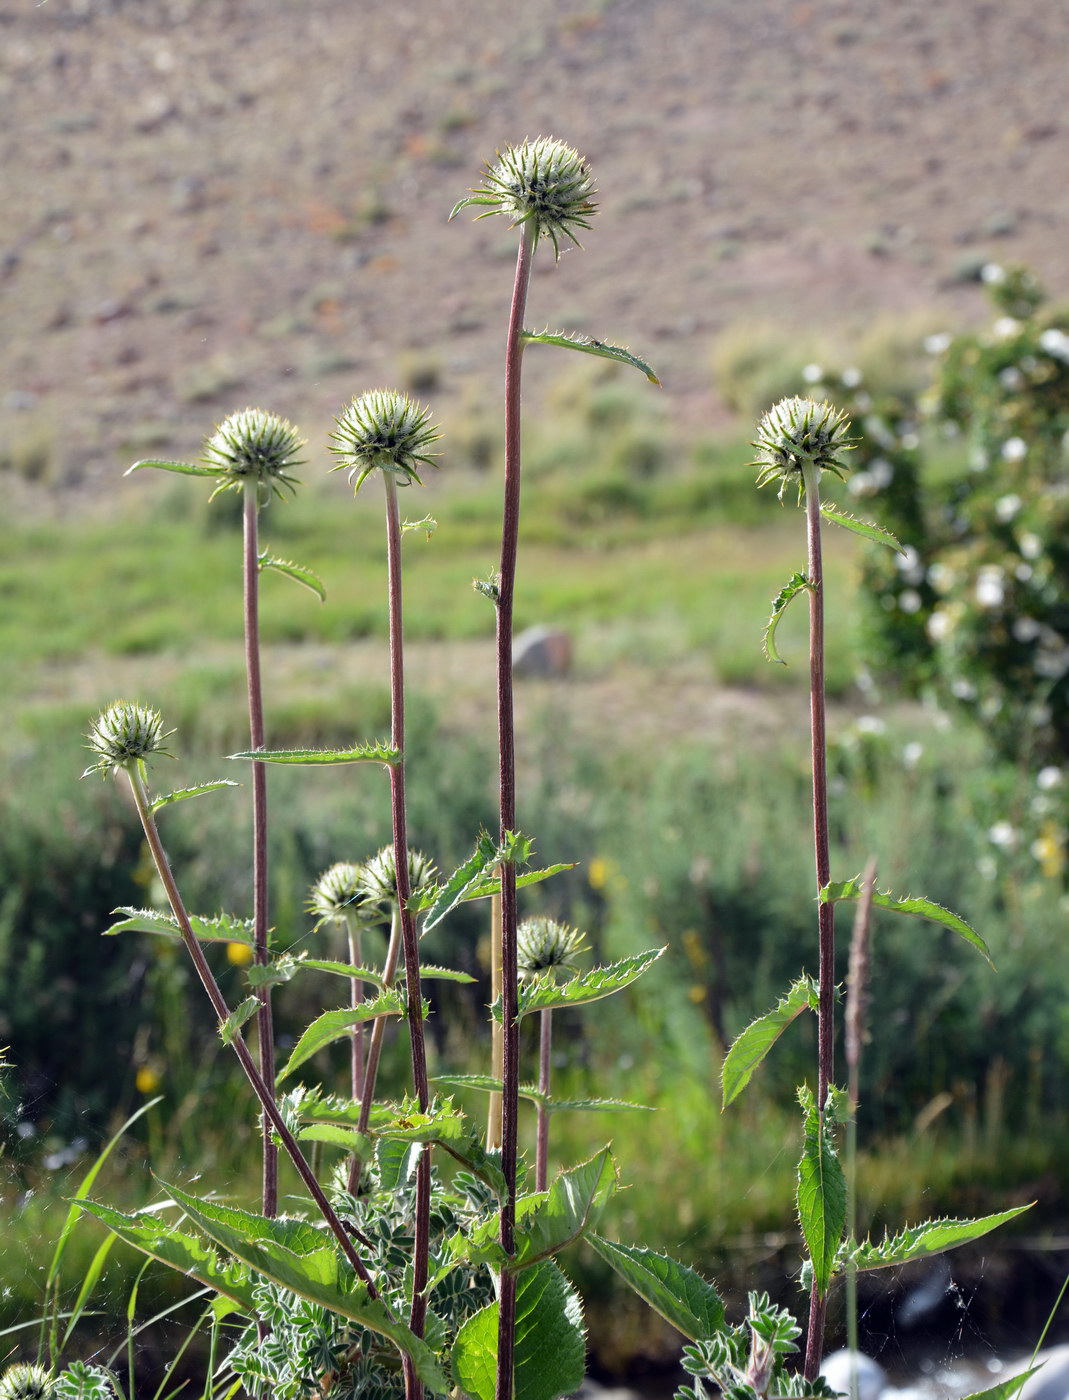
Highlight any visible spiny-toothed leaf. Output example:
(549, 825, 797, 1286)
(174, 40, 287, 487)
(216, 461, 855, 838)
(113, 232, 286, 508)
(160, 1182, 448, 1394)
(722, 977, 818, 1108)
(819, 504, 905, 555)
(218, 996, 259, 1046)
(245, 954, 305, 989)
(958, 1368, 1043, 1400)
(279, 991, 408, 1080)
(429, 1076, 651, 1114)
(376, 1137, 421, 1192)
(228, 742, 400, 766)
(258, 554, 326, 602)
(839, 1205, 1031, 1274)
(103, 908, 256, 946)
(150, 780, 239, 812)
(430, 1073, 505, 1095)
(298, 959, 385, 986)
(821, 878, 993, 967)
(374, 1098, 466, 1145)
(521, 329, 661, 385)
(509, 1148, 617, 1270)
(416, 830, 499, 930)
(464, 863, 578, 903)
(763, 571, 812, 666)
(75, 1200, 259, 1315)
(126, 459, 219, 479)
(402, 516, 437, 538)
(587, 1236, 725, 1341)
(796, 1085, 846, 1300)
(548, 1096, 653, 1113)
(493, 948, 665, 1022)
(296, 1124, 373, 1157)
(452, 1259, 586, 1400)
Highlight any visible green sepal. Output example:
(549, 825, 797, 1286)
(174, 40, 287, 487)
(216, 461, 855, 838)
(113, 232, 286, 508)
(821, 877, 993, 967)
(278, 990, 409, 1081)
(722, 976, 818, 1108)
(837, 1204, 1031, 1274)
(125, 459, 219, 479)
(520, 328, 661, 384)
(150, 780, 239, 812)
(218, 996, 259, 1046)
(258, 553, 326, 602)
(796, 1085, 846, 1301)
(228, 742, 400, 766)
(819, 503, 905, 554)
(586, 1235, 725, 1341)
(103, 908, 256, 946)
(763, 571, 812, 665)
(491, 948, 665, 1022)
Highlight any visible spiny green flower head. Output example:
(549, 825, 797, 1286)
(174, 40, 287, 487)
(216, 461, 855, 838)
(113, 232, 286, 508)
(359, 845, 439, 908)
(83, 702, 174, 779)
(451, 137, 597, 260)
(0, 1364, 57, 1400)
(516, 917, 588, 981)
(203, 408, 305, 501)
(752, 396, 856, 502)
(329, 390, 441, 492)
(308, 862, 372, 928)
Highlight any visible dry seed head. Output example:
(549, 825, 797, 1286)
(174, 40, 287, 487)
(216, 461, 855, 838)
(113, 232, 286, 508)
(202, 408, 305, 500)
(359, 846, 439, 907)
(752, 396, 856, 501)
(0, 1365, 57, 1400)
(84, 702, 174, 778)
(329, 389, 440, 492)
(308, 862, 371, 927)
(452, 137, 597, 260)
(516, 917, 588, 981)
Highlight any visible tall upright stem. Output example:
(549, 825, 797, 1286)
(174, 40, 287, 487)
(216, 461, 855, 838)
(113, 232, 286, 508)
(802, 462, 836, 1380)
(242, 484, 277, 1218)
(384, 474, 432, 1394)
(535, 1009, 553, 1192)
(496, 223, 538, 1400)
(344, 915, 366, 1195)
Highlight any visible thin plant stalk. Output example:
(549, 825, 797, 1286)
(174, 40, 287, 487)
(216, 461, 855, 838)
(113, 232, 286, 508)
(495, 219, 539, 1400)
(356, 907, 403, 1141)
(535, 1009, 552, 1192)
(801, 458, 836, 1380)
(844, 860, 876, 1396)
(123, 765, 380, 1295)
(344, 911, 366, 1195)
(242, 481, 278, 1218)
(488, 892, 503, 1150)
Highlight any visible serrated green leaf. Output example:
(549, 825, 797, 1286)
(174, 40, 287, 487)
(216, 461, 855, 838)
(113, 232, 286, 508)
(401, 516, 437, 539)
(820, 504, 906, 554)
(763, 571, 812, 665)
(493, 948, 665, 1022)
(218, 996, 259, 1046)
(298, 959, 385, 985)
(150, 781, 239, 812)
(959, 1367, 1042, 1400)
(374, 1098, 466, 1145)
(510, 1148, 617, 1270)
(722, 977, 818, 1108)
(430, 1075, 651, 1115)
(279, 991, 407, 1081)
(228, 743, 400, 766)
(520, 329, 661, 385)
(126, 459, 219, 479)
(587, 1236, 725, 1341)
(376, 1137, 421, 1192)
(821, 877, 993, 967)
(161, 1182, 448, 1394)
(840, 1205, 1031, 1274)
(452, 1259, 586, 1400)
(258, 554, 326, 602)
(796, 1086, 846, 1300)
(463, 863, 578, 903)
(75, 1200, 259, 1315)
(296, 1124, 373, 1157)
(103, 908, 256, 946)
(245, 954, 304, 989)
(417, 830, 500, 930)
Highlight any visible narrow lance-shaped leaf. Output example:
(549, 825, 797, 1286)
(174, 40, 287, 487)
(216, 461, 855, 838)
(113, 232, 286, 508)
(587, 1235, 725, 1341)
(493, 948, 665, 1021)
(258, 553, 326, 602)
(228, 742, 400, 766)
(417, 830, 499, 931)
(796, 1085, 847, 1300)
(820, 503, 905, 554)
(299, 958, 474, 985)
(244, 954, 305, 989)
(218, 996, 259, 1046)
(103, 908, 256, 946)
(431, 1075, 652, 1114)
(125, 458, 219, 479)
(763, 571, 812, 666)
(401, 516, 437, 539)
(821, 877, 993, 967)
(462, 863, 578, 903)
(838, 1204, 1032, 1275)
(958, 1369, 1043, 1400)
(520, 328, 660, 384)
(279, 990, 409, 1081)
(722, 976, 818, 1108)
(150, 781, 239, 812)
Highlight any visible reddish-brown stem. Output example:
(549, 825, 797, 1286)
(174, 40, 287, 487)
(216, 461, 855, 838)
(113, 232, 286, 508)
(345, 917, 366, 1194)
(124, 768, 379, 1296)
(535, 1008, 552, 1192)
(242, 485, 278, 1219)
(495, 222, 538, 1400)
(802, 464, 836, 1381)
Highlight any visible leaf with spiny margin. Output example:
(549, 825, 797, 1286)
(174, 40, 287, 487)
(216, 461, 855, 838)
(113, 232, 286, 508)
(161, 1182, 448, 1395)
(958, 1368, 1043, 1400)
(75, 1200, 259, 1315)
(126, 458, 219, 480)
(296, 1124, 373, 1157)
(150, 780, 239, 812)
(509, 1148, 617, 1270)
(103, 908, 256, 946)
(492, 948, 665, 1022)
(417, 830, 500, 930)
(376, 1138, 421, 1192)
(763, 571, 812, 665)
(373, 1098, 466, 1145)
(279, 991, 408, 1080)
(300, 958, 474, 985)
(258, 554, 326, 602)
(722, 977, 818, 1108)
(462, 863, 578, 903)
(838, 1205, 1031, 1275)
(245, 954, 306, 989)
(402, 516, 437, 539)
(218, 996, 259, 1046)
(521, 329, 660, 385)
(586, 1236, 725, 1341)
(228, 742, 399, 766)
(820, 877, 993, 967)
(452, 1259, 586, 1400)
(431, 1074, 651, 1114)
(819, 504, 905, 555)
(796, 1085, 846, 1301)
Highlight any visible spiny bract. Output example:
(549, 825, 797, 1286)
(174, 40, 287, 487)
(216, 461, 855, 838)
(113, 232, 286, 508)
(202, 408, 305, 500)
(329, 390, 440, 492)
(517, 917, 588, 980)
(308, 862, 371, 927)
(0, 1364, 56, 1400)
(84, 702, 174, 778)
(359, 846, 439, 907)
(752, 397, 856, 501)
(452, 137, 597, 259)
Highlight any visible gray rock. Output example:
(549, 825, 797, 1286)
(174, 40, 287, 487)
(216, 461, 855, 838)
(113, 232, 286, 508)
(512, 626, 572, 679)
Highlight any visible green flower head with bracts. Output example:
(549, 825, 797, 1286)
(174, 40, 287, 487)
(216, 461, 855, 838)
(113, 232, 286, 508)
(752, 397, 856, 502)
(516, 917, 588, 982)
(329, 389, 441, 492)
(83, 702, 174, 779)
(359, 845, 439, 908)
(308, 862, 373, 929)
(0, 1366, 56, 1400)
(202, 408, 305, 500)
(451, 136, 597, 260)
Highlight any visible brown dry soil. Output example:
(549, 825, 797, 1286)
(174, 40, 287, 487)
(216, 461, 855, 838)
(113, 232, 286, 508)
(3, 0, 1069, 490)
